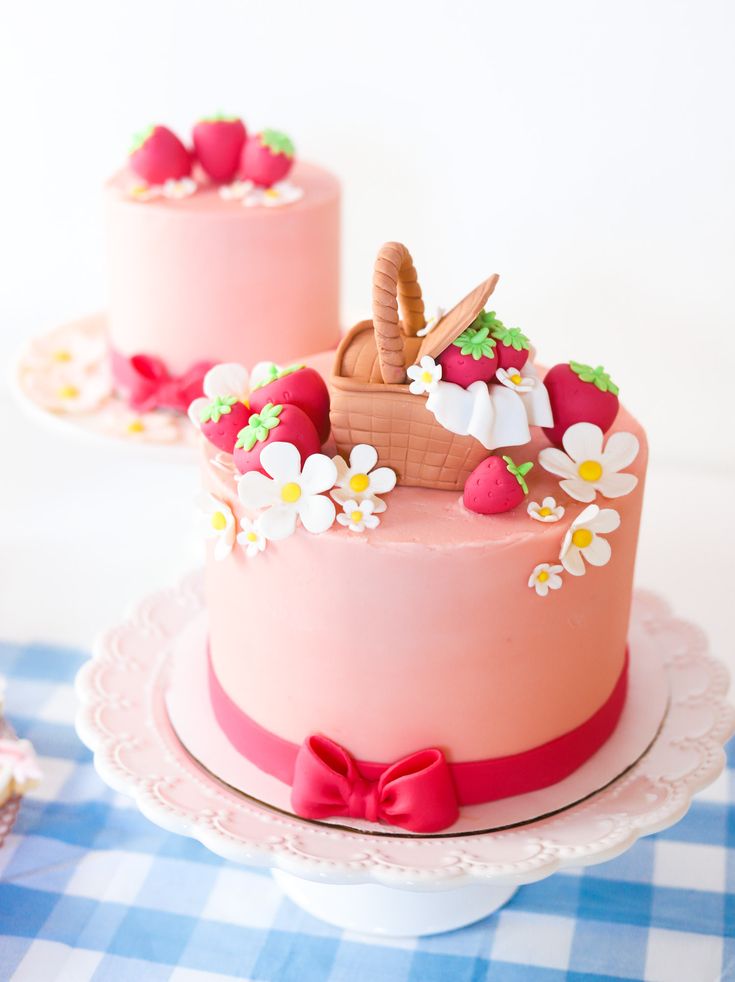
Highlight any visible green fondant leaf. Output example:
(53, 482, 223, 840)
(475, 310, 531, 352)
(251, 363, 305, 391)
(502, 455, 534, 495)
(234, 402, 283, 450)
(199, 112, 240, 123)
(129, 125, 154, 154)
(569, 361, 619, 396)
(200, 395, 237, 424)
(453, 325, 497, 361)
(260, 129, 295, 157)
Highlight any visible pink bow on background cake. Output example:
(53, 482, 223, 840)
(111, 351, 215, 413)
(290, 734, 459, 833)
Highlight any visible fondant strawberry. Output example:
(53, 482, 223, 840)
(478, 311, 531, 371)
(233, 403, 320, 474)
(199, 396, 250, 453)
(129, 125, 191, 185)
(192, 114, 247, 184)
(463, 455, 534, 515)
(249, 365, 330, 443)
(437, 323, 498, 388)
(542, 362, 619, 447)
(239, 129, 295, 188)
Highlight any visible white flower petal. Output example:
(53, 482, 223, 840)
(409, 379, 425, 395)
(561, 546, 586, 576)
(259, 504, 298, 540)
(299, 453, 338, 496)
(562, 422, 604, 462)
(368, 467, 396, 494)
(298, 494, 336, 534)
(542, 496, 558, 510)
(337, 513, 350, 526)
(237, 471, 278, 510)
(581, 535, 612, 567)
(535, 580, 550, 596)
(363, 514, 380, 529)
(547, 574, 563, 590)
(406, 364, 421, 381)
(360, 499, 376, 516)
(538, 448, 578, 479)
(349, 444, 378, 474)
(332, 454, 349, 484)
(213, 531, 234, 561)
(260, 441, 302, 483)
(573, 504, 600, 528)
(420, 355, 436, 371)
(600, 431, 640, 472)
(595, 472, 639, 499)
(203, 363, 249, 401)
(587, 507, 621, 534)
(559, 478, 597, 503)
(370, 496, 387, 514)
(188, 397, 208, 428)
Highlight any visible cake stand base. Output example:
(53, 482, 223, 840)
(76, 574, 734, 937)
(272, 870, 517, 936)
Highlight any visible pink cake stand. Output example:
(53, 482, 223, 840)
(75, 573, 734, 936)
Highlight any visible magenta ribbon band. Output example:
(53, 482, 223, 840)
(208, 648, 629, 833)
(110, 349, 215, 413)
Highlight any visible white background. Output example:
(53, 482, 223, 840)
(0, 1, 733, 667)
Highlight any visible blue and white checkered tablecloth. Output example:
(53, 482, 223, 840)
(0, 640, 733, 982)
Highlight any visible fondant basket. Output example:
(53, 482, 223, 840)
(330, 242, 499, 491)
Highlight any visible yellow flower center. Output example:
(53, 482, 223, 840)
(246, 531, 258, 542)
(421, 370, 434, 384)
(350, 510, 363, 524)
(349, 473, 370, 493)
(510, 373, 522, 385)
(538, 506, 552, 517)
(211, 511, 227, 531)
(264, 188, 279, 199)
(53, 349, 72, 362)
(57, 384, 79, 399)
(572, 528, 594, 549)
(537, 570, 550, 583)
(281, 482, 302, 504)
(127, 420, 145, 434)
(578, 459, 603, 482)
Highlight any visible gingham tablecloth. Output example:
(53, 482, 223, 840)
(0, 640, 733, 982)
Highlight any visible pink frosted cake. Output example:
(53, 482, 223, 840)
(106, 116, 340, 413)
(184, 241, 646, 834)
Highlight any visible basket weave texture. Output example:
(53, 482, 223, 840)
(330, 242, 499, 491)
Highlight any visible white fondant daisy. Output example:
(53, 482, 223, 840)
(198, 492, 237, 560)
(243, 181, 304, 208)
(219, 179, 254, 201)
(528, 563, 564, 597)
(24, 327, 106, 373)
(99, 407, 180, 443)
(24, 365, 112, 414)
(189, 362, 250, 428)
(162, 177, 198, 199)
(336, 499, 380, 533)
(237, 516, 267, 558)
(496, 366, 535, 393)
(527, 496, 565, 523)
(559, 504, 621, 576)
(538, 422, 639, 503)
(129, 183, 159, 201)
(407, 355, 442, 395)
(331, 444, 396, 513)
(416, 306, 446, 337)
(0, 738, 41, 803)
(237, 442, 337, 540)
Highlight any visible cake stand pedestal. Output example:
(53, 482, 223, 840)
(75, 573, 734, 937)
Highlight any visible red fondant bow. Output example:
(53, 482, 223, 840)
(110, 350, 215, 414)
(291, 734, 459, 833)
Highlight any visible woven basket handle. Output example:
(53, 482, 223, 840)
(372, 242, 426, 384)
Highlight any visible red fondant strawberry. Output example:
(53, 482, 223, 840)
(437, 322, 498, 388)
(249, 365, 330, 443)
(542, 362, 619, 447)
(233, 403, 320, 474)
(129, 125, 191, 185)
(239, 129, 295, 187)
(480, 311, 531, 371)
(192, 114, 247, 184)
(198, 396, 250, 453)
(463, 455, 534, 515)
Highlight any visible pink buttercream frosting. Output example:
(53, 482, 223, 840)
(202, 396, 647, 765)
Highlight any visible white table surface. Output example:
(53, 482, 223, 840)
(1, 386, 733, 678)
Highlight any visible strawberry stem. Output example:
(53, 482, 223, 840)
(502, 455, 534, 494)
